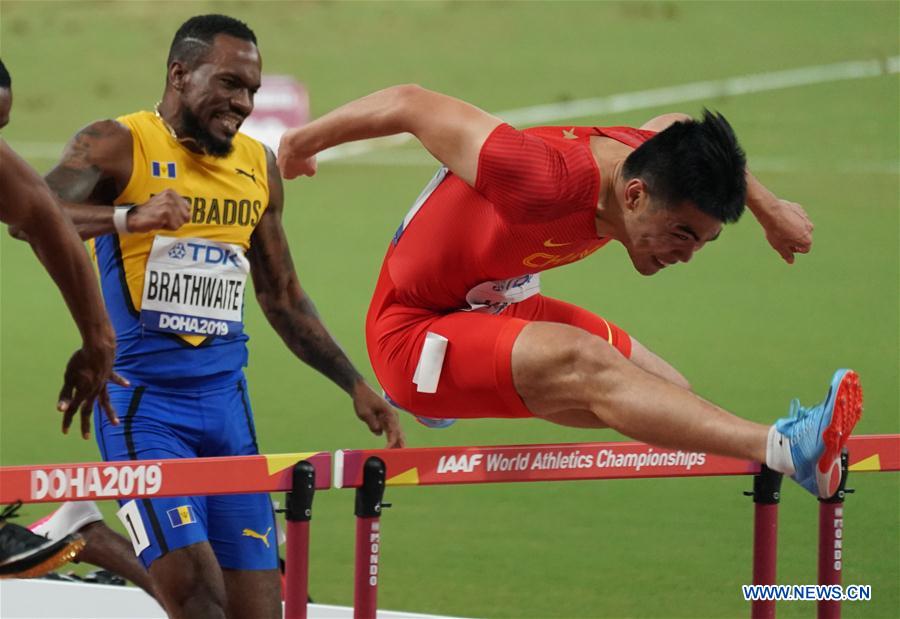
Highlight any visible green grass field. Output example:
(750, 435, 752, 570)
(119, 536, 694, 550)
(1, 1, 898, 617)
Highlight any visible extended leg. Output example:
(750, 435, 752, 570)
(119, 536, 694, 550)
(512, 322, 768, 462)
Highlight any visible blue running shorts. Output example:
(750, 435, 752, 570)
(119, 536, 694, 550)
(94, 376, 277, 570)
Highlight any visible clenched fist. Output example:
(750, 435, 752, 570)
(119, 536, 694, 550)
(125, 188, 192, 233)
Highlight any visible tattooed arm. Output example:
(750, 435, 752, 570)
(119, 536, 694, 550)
(249, 148, 405, 447)
(44, 120, 190, 240)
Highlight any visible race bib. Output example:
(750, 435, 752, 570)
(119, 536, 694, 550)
(465, 273, 540, 315)
(140, 236, 249, 337)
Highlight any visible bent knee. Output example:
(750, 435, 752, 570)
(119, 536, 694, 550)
(563, 330, 625, 377)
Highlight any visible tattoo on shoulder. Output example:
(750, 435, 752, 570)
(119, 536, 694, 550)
(46, 121, 125, 202)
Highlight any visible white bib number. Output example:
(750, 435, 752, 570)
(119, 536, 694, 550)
(465, 273, 541, 315)
(140, 236, 249, 337)
(117, 500, 150, 557)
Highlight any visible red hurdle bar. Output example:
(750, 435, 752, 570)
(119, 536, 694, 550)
(336, 440, 759, 488)
(353, 457, 387, 619)
(2, 436, 896, 617)
(0, 451, 332, 504)
(336, 435, 899, 489)
(284, 460, 317, 619)
(0, 452, 332, 619)
(337, 435, 899, 618)
(0, 451, 331, 619)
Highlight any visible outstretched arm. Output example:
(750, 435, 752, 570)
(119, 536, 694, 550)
(44, 120, 190, 240)
(0, 139, 127, 438)
(278, 84, 502, 186)
(249, 149, 405, 447)
(641, 113, 813, 263)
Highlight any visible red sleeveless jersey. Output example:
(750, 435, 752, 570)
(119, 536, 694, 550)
(383, 123, 655, 311)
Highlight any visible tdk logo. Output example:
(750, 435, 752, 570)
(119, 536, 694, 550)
(183, 242, 241, 267)
(168, 243, 187, 260)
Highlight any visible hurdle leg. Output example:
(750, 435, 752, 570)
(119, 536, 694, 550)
(284, 460, 316, 619)
(353, 457, 387, 619)
(818, 449, 850, 619)
(747, 465, 783, 619)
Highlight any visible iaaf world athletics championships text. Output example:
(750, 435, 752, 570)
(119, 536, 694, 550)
(438, 449, 707, 475)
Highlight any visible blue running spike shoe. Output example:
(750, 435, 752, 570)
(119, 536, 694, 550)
(774, 369, 863, 498)
(383, 391, 458, 429)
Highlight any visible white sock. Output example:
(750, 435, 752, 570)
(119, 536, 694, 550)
(765, 425, 795, 475)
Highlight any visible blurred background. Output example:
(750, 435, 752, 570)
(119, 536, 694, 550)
(1, 2, 897, 617)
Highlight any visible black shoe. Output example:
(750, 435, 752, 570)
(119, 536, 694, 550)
(0, 502, 85, 579)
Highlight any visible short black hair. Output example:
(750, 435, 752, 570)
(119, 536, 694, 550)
(167, 14, 257, 68)
(0, 58, 10, 90)
(623, 110, 747, 223)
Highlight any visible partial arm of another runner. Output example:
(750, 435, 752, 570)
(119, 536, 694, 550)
(250, 149, 405, 448)
(641, 113, 813, 264)
(0, 139, 128, 438)
(278, 84, 502, 186)
(44, 120, 190, 240)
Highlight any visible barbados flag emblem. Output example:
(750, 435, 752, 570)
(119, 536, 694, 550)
(151, 161, 177, 179)
(166, 505, 197, 528)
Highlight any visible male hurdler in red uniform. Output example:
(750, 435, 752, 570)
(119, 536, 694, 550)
(278, 85, 862, 498)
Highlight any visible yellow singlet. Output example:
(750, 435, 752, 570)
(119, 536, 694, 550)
(91, 110, 270, 382)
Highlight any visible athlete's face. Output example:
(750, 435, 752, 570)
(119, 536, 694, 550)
(177, 34, 261, 157)
(0, 87, 12, 130)
(620, 179, 723, 276)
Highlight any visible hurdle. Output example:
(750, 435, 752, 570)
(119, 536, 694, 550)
(336, 434, 899, 619)
(1, 436, 897, 618)
(0, 451, 331, 619)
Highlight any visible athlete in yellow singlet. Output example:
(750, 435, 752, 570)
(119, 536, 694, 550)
(90, 108, 271, 367)
(46, 15, 404, 619)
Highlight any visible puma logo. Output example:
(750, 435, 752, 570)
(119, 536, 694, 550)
(543, 238, 573, 248)
(242, 527, 272, 548)
(235, 168, 256, 183)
